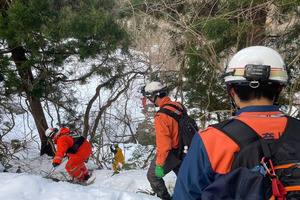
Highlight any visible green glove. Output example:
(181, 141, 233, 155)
(155, 164, 165, 178)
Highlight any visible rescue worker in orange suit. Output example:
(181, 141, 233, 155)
(45, 127, 92, 181)
(141, 81, 183, 200)
(110, 144, 125, 171)
(174, 46, 294, 199)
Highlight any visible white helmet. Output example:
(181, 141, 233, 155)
(45, 128, 58, 138)
(222, 46, 289, 87)
(141, 82, 168, 98)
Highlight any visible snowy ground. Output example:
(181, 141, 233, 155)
(0, 149, 177, 200)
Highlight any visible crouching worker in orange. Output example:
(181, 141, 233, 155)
(45, 127, 92, 181)
(110, 144, 125, 171)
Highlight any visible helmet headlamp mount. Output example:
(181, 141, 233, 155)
(244, 64, 270, 82)
(243, 64, 271, 88)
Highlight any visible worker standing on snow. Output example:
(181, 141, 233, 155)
(45, 127, 92, 181)
(141, 82, 183, 200)
(110, 144, 125, 171)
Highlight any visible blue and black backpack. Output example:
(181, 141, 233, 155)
(202, 116, 300, 200)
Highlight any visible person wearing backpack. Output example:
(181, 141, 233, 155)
(45, 127, 92, 181)
(174, 46, 300, 200)
(141, 81, 185, 200)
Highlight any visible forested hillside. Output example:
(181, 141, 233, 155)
(0, 0, 299, 168)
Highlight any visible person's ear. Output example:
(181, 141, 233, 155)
(229, 85, 236, 98)
(278, 85, 283, 94)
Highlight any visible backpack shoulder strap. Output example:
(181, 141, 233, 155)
(210, 118, 261, 149)
(268, 116, 300, 156)
(211, 116, 298, 158)
(157, 103, 186, 122)
(161, 103, 186, 114)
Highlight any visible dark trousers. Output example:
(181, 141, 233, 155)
(147, 150, 182, 200)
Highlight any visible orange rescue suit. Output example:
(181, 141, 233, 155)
(155, 96, 184, 166)
(53, 127, 92, 181)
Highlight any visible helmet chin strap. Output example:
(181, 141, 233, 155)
(226, 85, 239, 116)
(273, 89, 281, 106)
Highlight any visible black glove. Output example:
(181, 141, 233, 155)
(52, 162, 60, 168)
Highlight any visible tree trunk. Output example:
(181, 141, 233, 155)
(11, 46, 55, 156)
(248, 4, 267, 45)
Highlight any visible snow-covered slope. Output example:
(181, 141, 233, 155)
(0, 154, 177, 200)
